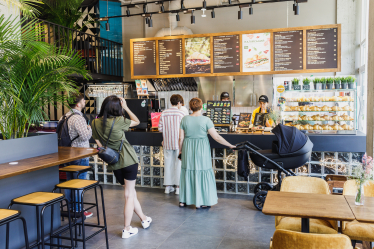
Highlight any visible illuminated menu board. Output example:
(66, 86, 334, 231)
(213, 35, 240, 73)
(185, 37, 211, 74)
(273, 30, 303, 71)
(158, 39, 183, 75)
(306, 28, 338, 69)
(133, 40, 156, 75)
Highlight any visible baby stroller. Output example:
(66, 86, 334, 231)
(235, 124, 313, 211)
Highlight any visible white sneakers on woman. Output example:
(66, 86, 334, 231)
(164, 186, 175, 194)
(122, 216, 152, 239)
(122, 226, 138, 239)
(141, 216, 152, 229)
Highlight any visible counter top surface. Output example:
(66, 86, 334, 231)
(0, 147, 98, 180)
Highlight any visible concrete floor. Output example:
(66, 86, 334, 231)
(64, 185, 275, 249)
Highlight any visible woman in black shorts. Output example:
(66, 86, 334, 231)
(92, 96, 152, 239)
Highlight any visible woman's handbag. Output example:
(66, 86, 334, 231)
(94, 118, 124, 164)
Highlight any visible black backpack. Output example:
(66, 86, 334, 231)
(57, 113, 79, 147)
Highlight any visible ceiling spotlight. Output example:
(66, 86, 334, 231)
(201, 9, 206, 17)
(293, 0, 296, 11)
(148, 16, 153, 28)
(160, 3, 165, 13)
(228, 0, 232, 4)
(176, 12, 180, 21)
(105, 22, 110, 31)
(238, 8, 242, 20)
(294, 4, 299, 15)
(126, 8, 130, 17)
(143, 4, 147, 14)
(145, 17, 149, 24)
(249, 5, 253, 15)
(191, 10, 195, 25)
(211, 9, 215, 18)
(202, 0, 207, 11)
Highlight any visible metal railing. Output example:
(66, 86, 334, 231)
(37, 19, 123, 78)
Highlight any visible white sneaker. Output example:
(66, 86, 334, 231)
(164, 186, 175, 194)
(122, 226, 138, 239)
(175, 188, 179, 195)
(141, 216, 152, 229)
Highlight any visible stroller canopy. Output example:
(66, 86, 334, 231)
(272, 124, 308, 156)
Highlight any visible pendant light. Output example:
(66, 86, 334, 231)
(191, 10, 195, 25)
(105, 0, 110, 31)
(160, 3, 165, 13)
(126, 7, 130, 17)
(148, 16, 153, 28)
(211, 9, 215, 18)
(295, 2, 299, 15)
(249, 4, 253, 15)
(238, 7, 242, 20)
(228, 0, 232, 4)
(176, 12, 180, 21)
(145, 17, 149, 25)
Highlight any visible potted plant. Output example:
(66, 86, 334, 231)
(302, 78, 311, 90)
(326, 77, 334, 90)
(347, 76, 356, 89)
(341, 77, 348, 89)
(0, 16, 91, 140)
(320, 77, 327, 90)
(292, 78, 301, 90)
(334, 77, 341, 90)
(313, 78, 320, 90)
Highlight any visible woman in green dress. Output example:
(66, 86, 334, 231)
(178, 98, 236, 208)
(92, 96, 152, 239)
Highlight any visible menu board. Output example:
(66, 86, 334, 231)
(213, 35, 240, 73)
(273, 30, 303, 71)
(237, 113, 252, 129)
(306, 28, 338, 69)
(206, 101, 231, 125)
(185, 37, 211, 74)
(133, 40, 156, 75)
(158, 39, 183, 75)
(242, 33, 271, 72)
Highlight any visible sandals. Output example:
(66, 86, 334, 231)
(179, 202, 186, 208)
(196, 206, 211, 209)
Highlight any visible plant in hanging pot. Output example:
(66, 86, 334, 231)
(348, 154, 374, 206)
(341, 77, 348, 89)
(313, 78, 320, 90)
(326, 77, 334, 90)
(334, 77, 341, 90)
(302, 78, 311, 90)
(292, 78, 301, 90)
(320, 77, 327, 90)
(347, 76, 356, 89)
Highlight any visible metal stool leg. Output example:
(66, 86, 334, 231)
(36, 206, 41, 249)
(40, 206, 47, 249)
(19, 217, 30, 249)
(99, 185, 109, 249)
(65, 199, 74, 249)
(94, 187, 100, 225)
(80, 192, 86, 249)
(6, 223, 9, 249)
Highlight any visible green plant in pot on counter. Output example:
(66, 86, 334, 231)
(302, 78, 311, 90)
(334, 77, 341, 90)
(292, 78, 301, 90)
(341, 77, 348, 89)
(0, 16, 91, 139)
(313, 78, 320, 90)
(346, 76, 356, 89)
(320, 77, 327, 90)
(326, 77, 334, 90)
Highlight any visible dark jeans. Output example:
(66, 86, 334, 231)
(65, 157, 89, 211)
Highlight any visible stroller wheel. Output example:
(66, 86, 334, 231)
(254, 182, 272, 194)
(253, 191, 267, 211)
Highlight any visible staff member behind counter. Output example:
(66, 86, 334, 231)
(251, 95, 274, 127)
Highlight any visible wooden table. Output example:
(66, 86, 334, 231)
(345, 195, 374, 223)
(262, 191, 355, 232)
(0, 147, 98, 180)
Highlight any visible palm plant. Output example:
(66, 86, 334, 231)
(0, 15, 91, 139)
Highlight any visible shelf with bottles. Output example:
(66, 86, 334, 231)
(284, 123, 354, 131)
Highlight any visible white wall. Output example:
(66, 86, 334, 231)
(0, 1, 20, 20)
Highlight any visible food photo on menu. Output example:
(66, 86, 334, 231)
(242, 33, 271, 72)
(185, 37, 211, 74)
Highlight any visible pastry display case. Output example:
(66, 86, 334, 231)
(276, 89, 357, 134)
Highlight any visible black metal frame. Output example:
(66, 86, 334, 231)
(8, 197, 74, 249)
(3, 213, 30, 249)
(53, 182, 109, 249)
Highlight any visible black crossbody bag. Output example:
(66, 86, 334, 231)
(94, 118, 124, 164)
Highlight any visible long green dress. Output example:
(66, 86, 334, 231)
(179, 115, 218, 207)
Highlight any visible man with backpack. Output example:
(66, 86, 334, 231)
(58, 93, 93, 218)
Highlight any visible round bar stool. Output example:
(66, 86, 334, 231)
(53, 179, 109, 249)
(1, 209, 29, 249)
(9, 192, 74, 249)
